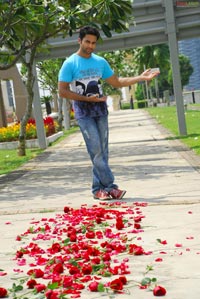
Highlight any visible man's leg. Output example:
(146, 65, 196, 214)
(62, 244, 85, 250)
(77, 116, 117, 194)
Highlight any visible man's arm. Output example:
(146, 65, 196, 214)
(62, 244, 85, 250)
(58, 81, 107, 102)
(105, 69, 160, 88)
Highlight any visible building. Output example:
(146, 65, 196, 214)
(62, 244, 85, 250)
(178, 38, 200, 91)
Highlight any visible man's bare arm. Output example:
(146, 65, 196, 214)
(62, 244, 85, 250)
(106, 69, 160, 88)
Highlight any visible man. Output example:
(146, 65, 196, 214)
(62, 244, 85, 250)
(58, 26, 159, 200)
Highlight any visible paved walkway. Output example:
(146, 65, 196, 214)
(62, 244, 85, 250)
(0, 109, 200, 298)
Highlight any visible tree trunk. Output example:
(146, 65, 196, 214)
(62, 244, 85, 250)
(18, 52, 35, 156)
(0, 83, 7, 128)
(57, 96, 63, 131)
(52, 93, 58, 112)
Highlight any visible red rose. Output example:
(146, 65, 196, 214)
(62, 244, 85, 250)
(27, 268, 44, 278)
(86, 231, 95, 239)
(0, 287, 7, 298)
(34, 283, 46, 293)
(153, 285, 167, 296)
(134, 216, 143, 222)
(88, 281, 99, 292)
(82, 264, 93, 275)
(68, 265, 80, 275)
(109, 278, 123, 291)
(64, 206, 70, 213)
(134, 223, 141, 229)
(116, 217, 124, 230)
(45, 290, 60, 299)
(51, 243, 61, 253)
(69, 233, 77, 242)
(129, 244, 144, 255)
(53, 263, 64, 274)
(63, 276, 73, 288)
(27, 279, 37, 289)
(119, 276, 127, 285)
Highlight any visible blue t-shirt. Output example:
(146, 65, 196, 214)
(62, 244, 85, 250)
(58, 53, 114, 119)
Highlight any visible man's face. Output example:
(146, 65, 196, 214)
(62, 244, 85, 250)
(78, 34, 97, 56)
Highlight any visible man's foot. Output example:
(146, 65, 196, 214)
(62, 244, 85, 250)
(93, 189, 111, 200)
(109, 188, 126, 199)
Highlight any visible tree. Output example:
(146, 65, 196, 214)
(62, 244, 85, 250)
(133, 44, 170, 100)
(168, 54, 193, 91)
(0, 0, 133, 156)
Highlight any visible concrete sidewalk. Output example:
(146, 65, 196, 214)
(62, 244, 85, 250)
(0, 109, 200, 298)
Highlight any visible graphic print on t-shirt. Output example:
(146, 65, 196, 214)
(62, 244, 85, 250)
(75, 79, 103, 98)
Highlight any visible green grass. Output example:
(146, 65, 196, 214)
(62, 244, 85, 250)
(146, 105, 200, 155)
(0, 126, 79, 175)
(0, 148, 43, 175)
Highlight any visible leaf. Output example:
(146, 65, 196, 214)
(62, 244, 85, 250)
(98, 283, 105, 292)
(101, 24, 112, 38)
(47, 282, 59, 290)
(141, 277, 152, 286)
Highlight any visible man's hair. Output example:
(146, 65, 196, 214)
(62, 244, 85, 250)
(79, 26, 100, 41)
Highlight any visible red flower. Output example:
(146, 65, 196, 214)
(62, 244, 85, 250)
(134, 216, 143, 222)
(86, 231, 95, 239)
(45, 290, 60, 299)
(129, 244, 144, 255)
(0, 287, 7, 298)
(82, 264, 93, 275)
(134, 223, 141, 229)
(53, 263, 64, 274)
(50, 243, 61, 253)
(64, 206, 71, 213)
(27, 268, 44, 278)
(34, 283, 46, 293)
(27, 279, 37, 289)
(88, 281, 99, 292)
(153, 285, 167, 296)
(70, 234, 77, 242)
(116, 217, 124, 230)
(68, 265, 81, 275)
(109, 278, 123, 291)
(119, 276, 127, 285)
(63, 276, 73, 288)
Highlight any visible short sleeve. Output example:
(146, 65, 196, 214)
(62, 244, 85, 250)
(58, 60, 73, 82)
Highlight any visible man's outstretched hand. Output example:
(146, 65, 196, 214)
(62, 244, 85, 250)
(141, 68, 160, 81)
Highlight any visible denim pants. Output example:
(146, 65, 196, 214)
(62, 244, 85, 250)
(77, 115, 118, 194)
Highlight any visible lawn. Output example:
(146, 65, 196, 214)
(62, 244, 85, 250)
(146, 105, 200, 155)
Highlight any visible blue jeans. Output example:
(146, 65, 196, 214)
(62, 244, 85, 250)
(77, 115, 118, 194)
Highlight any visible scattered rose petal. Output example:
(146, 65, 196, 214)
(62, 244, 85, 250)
(175, 243, 183, 247)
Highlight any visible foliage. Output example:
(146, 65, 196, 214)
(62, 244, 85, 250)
(0, 0, 133, 69)
(168, 54, 193, 90)
(37, 59, 64, 95)
(146, 106, 200, 155)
